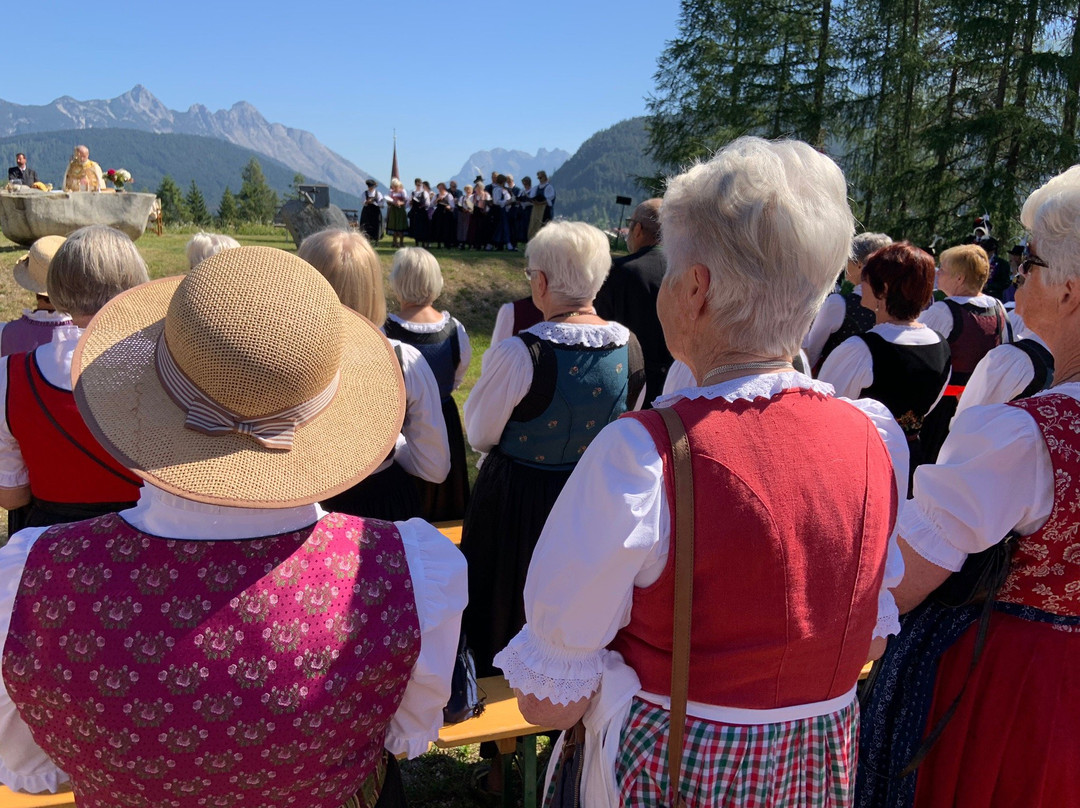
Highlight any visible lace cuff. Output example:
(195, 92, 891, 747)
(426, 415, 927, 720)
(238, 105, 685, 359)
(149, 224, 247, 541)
(874, 589, 900, 639)
(493, 626, 603, 706)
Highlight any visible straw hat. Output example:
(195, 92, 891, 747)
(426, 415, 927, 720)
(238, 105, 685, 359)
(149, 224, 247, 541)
(72, 246, 406, 508)
(13, 235, 66, 295)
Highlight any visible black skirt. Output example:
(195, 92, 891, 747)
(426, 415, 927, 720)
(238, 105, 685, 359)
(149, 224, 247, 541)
(459, 447, 574, 676)
(412, 396, 470, 522)
(360, 205, 382, 243)
(321, 461, 422, 522)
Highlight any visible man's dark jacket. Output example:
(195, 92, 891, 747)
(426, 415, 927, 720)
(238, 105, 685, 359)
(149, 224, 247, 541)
(595, 244, 672, 407)
(8, 166, 37, 184)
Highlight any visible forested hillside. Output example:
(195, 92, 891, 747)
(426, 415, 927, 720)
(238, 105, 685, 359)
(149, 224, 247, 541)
(549, 117, 659, 226)
(0, 129, 362, 210)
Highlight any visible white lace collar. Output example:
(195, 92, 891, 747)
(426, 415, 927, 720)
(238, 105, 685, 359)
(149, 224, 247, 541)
(654, 370, 832, 407)
(521, 321, 630, 347)
(20, 309, 72, 323)
(387, 312, 452, 333)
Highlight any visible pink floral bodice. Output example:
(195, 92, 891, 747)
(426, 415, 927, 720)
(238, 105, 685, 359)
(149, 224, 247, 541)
(1001, 394, 1080, 616)
(2, 512, 420, 808)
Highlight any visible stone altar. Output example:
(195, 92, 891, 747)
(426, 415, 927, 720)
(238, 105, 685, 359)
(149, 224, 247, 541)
(0, 190, 157, 245)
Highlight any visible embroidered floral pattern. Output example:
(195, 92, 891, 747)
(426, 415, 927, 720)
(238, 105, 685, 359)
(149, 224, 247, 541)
(3, 514, 421, 808)
(1001, 395, 1080, 616)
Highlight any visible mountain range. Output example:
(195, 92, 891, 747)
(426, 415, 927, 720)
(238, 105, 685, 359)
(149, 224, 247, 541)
(450, 147, 570, 189)
(0, 85, 378, 197)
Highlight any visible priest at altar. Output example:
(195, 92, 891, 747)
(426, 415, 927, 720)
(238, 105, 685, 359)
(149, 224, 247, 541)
(62, 145, 105, 191)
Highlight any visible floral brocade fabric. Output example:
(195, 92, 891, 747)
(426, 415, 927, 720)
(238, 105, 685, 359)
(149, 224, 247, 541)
(2, 512, 421, 808)
(1001, 394, 1080, 618)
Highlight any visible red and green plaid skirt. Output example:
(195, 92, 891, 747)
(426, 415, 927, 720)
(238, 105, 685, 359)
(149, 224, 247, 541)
(616, 696, 858, 807)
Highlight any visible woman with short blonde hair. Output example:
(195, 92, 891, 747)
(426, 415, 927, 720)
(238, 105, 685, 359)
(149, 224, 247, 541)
(298, 229, 448, 520)
(185, 232, 240, 269)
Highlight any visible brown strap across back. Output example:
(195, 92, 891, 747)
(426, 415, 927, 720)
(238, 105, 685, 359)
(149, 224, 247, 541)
(657, 406, 692, 808)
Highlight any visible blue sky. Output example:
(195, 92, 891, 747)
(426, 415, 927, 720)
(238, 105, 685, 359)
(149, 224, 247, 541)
(10, 0, 682, 183)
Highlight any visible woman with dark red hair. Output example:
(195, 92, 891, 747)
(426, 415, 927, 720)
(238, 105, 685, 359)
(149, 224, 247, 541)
(819, 242, 951, 494)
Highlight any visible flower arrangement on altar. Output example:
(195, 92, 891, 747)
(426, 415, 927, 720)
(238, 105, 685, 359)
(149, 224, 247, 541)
(106, 169, 133, 190)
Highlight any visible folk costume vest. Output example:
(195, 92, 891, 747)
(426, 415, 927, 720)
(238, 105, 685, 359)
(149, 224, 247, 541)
(498, 333, 644, 470)
(2, 513, 421, 808)
(942, 298, 1008, 390)
(511, 298, 544, 336)
(1011, 339, 1055, 400)
(611, 389, 896, 708)
(7, 352, 141, 510)
(999, 395, 1080, 618)
(382, 318, 459, 401)
(817, 292, 875, 371)
(1, 315, 69, 357)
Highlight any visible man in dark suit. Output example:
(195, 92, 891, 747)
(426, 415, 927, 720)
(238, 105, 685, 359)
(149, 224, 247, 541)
(7, 153, 37, 185)
(594, 197, 672, 407)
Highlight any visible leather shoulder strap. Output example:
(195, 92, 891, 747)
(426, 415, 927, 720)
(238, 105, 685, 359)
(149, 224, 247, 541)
(657, 405, 692, 808)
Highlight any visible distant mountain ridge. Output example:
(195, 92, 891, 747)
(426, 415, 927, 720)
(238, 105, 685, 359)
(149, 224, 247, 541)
(549, 117, 659, 226)
(0, 85, 378, 197)
(0, 129, 364, 211)
(450, 147, 570, 188)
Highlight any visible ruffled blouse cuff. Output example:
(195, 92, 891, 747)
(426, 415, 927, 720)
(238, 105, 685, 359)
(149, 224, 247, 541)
(899, 501, 969, 572)
(874, 589, 900, 639)
(493, 626, 603, 706)
(0, 758, 69, 795)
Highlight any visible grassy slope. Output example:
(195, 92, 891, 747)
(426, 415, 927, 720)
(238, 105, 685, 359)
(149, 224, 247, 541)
(0, 227, 549, 806)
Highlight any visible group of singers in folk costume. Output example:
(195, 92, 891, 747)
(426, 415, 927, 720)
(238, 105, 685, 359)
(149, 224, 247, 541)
(0, 137, 1078, 808)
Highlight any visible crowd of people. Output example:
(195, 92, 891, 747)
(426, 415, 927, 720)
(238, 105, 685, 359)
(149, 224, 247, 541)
(358, 171, 556, 252)
(0, 136, 1077, 808)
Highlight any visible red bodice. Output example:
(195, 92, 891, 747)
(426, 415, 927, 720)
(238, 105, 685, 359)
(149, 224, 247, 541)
(610, 389, 897, 708)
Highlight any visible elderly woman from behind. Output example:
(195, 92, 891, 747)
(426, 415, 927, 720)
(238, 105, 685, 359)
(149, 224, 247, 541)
(185, 231, 241, 269)
(383, 247, 472, 521)
(495, 139, 906, 807)
(0, 225, 146, 530)
(298, 228, 449, 521)
(856, 166, 1080, 808)
(819, 243, 951, 494)
(461, 220, 646, 680)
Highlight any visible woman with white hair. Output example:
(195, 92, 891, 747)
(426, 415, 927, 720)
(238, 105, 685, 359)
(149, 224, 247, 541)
(384, 247, 472, 521)
(185, 231, 241, 269)
(495, 139, 905, 806)
(856, 165, 1080, 808)
(0, 225, 147, 529)
(803, 231, 893, 370)
(298, 228, 449, 521)
(461, 220, 646, 683)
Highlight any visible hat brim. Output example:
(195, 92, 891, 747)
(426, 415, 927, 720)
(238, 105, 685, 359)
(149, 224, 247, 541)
(72, 276, 406, 509)
(12, 256, 44, 295)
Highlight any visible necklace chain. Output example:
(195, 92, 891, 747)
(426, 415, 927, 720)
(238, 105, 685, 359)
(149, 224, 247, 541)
(549, 309, 595, 321)
(701, 360, 794, 385)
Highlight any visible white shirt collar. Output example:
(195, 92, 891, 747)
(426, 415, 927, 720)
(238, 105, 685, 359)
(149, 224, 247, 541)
(654, 370, 831, 408)
(21, 309, 72, 323)
(121, 482, 327, 541)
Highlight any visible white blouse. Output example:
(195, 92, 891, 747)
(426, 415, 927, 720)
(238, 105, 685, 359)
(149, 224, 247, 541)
(490, 302, 516, 347)
(463, 322, 639, 454)
(0, 483, 468, 792)
(661, 359, 696, 397)
(383, 339, 450, 483)
(953, 331, 1051, 421)
(493, 372, 907, 716)
(0, 325, 83, 488)
(0, 310, 72, 349)
(802, 287, 863, 368)
(385, 312, 472, 390)
(900, 386, 1068, 572)
(818, 323, 950, 402)
(919, 294, 1011, 340)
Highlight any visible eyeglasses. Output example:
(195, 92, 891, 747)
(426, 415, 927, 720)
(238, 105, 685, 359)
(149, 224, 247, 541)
(524, 267, 540, 281)
(1013, 251, 1048, 287)
(626, 218, 638, 228)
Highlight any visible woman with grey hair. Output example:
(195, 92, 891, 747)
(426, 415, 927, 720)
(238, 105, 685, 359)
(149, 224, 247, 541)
(460, 220, 646, 686)
(494, 139, 905, 806)
(803, 231, 893, 369)
(185, 231, 241, 269)
(0, 225, 147, 528)
(857, 165, 1080, 807)
(384, 247, 472, 521)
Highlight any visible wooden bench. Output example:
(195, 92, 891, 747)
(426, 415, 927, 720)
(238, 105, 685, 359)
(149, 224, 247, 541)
(433, 519, 462, 546)
(0, 785, 74, 807)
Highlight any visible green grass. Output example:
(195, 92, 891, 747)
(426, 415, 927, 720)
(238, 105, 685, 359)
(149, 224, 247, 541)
(0, 226, 540, 806)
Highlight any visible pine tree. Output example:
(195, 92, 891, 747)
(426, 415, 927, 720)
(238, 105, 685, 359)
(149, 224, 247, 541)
(155, 175, 189, 225)
(237, 158, 279, 224)
(217, 186, 239, 227)
(185, 180, 211, 226)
